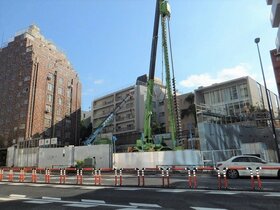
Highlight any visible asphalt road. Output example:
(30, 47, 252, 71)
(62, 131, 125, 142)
(0, 182, 280, 210)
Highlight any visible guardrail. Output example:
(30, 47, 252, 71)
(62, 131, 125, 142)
(0, 166, 278, 191)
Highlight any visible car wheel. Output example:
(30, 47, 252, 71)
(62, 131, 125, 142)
(227, 169, 239, 179)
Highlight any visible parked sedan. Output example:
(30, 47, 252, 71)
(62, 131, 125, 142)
(216, 155, 280, 179)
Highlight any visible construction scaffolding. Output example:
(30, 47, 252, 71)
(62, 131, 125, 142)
(196, 103, 273, 128)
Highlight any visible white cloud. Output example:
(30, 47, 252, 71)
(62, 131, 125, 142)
(93, 79, 104, 85)
(179, 64, 255, 89)
(179, 63, 278, 95)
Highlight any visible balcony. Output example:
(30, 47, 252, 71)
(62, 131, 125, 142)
(271, 0, 280, 27)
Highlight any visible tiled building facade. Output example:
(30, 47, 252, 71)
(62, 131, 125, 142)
(0, 25, 81, 147)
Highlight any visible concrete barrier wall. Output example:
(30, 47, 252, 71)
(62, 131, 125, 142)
(16, 147, 39, 167)
(7, 145, 202, 168)
(114, 149, 203, 169)
(6, 146, 15, 167)
(6, 144, 112, 168)
(74, 145, 112, 169)
(38, 146, 74, 168)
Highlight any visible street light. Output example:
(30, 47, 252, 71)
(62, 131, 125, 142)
(254, 37, 280, 162)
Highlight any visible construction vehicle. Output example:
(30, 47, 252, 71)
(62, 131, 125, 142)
(133, 0, 182, 151)
(83, 92, 133, 145)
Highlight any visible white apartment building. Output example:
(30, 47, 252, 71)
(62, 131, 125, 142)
(91, 76, 166, 150)
(195, 76, 280, 121)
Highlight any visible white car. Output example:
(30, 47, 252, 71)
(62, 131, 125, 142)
(216, 155, 280, 179)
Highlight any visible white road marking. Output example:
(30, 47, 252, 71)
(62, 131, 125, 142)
(50, 185, 76, 188)
(26, 184, 48, 187)
(24, 200, 53, 204)
(42, 196, 61, 201)
(156, 189, 188, 193)
(81, 199, 105, 204)
(206, 191, 237, 195)
(80, 186, 107, 190)
(191, 207, 228, 210)
(0, 197, 20, 201)
(9, 194, 27, 198)
(264, 193, 280, 197)
(130, 202, 161, 208)
(63, 203, 98, 208)
(8, 183, 26, 186)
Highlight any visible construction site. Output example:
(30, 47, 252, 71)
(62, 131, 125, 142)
(2, 0, 280, 169)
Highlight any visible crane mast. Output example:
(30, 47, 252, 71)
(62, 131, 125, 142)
(143, 0, 161, 144)
(142, 0, 181, 149)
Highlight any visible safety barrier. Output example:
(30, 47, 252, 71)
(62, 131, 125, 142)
(0, 166, 278, 191)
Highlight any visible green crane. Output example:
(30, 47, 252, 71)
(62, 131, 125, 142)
(135, 0, 181, 151)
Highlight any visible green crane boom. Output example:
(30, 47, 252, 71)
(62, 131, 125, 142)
(143, 0, 161, 144)
(139, 0, 180, 151)
(160, 1, 177, 148)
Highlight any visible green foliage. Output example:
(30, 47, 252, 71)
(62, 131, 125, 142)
(75, 160, 84, 169)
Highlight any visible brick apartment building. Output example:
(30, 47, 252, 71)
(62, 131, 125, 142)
(0, 25, 81, 147)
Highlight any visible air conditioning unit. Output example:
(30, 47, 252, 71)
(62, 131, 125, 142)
(47, 75, 52, 80)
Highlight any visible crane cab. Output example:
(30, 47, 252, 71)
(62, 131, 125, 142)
(160, 1, 171, 17)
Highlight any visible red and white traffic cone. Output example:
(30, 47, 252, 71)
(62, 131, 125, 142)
(217, 168, 221, 190)
(193, 169, 197, 189)
(114, 168, 118, 186)
(161, 169, 165, 187)
(141, 169, 145, 186)
(166, 169, 170, 187)
(120, 169, 123, 186)
(256, 168, 262, 190)
(223, 168, 228, 189)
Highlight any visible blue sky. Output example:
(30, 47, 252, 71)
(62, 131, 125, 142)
(0, 0, 277, 110)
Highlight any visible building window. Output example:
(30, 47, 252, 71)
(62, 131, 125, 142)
(230, 86, 238, 100)
(57, 108, 61, 116)
(58, 98, 63, 105)
(47, 94, 53, 103)
(47, 73, 53, 80)
(46, 104, 52, 113)
(67, 90, 71, 98)
(47, 83, 54, 91)
(58, 87, 63, 95)
(19, 124, 25, 129)
(44, 118, 51, 127)
(59, 78, 64, 85)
